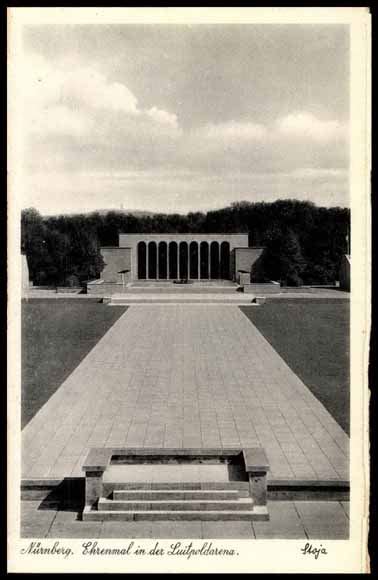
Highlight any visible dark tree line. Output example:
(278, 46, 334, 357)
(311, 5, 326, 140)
(21, 200, 350, 287)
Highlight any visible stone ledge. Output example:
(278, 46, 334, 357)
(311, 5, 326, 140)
(243, 283, 281, 294)
(83, 448, 113, 472)
(243, 448, 270, 473)
(83, 447, 267, 470)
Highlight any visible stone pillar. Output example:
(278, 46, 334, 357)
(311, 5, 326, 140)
(84, 470, 105, 509)
(167, 243, 170, 280)
(248, 471, 267, 506)
(177, 243, 180, 280)
(243, 448, 269, 508)
(156, 242, 159, 280)
(82, 448, 112, 511)
(146, 242, 149, 280)
(208, 242, 211, 279)
(197, 242, 200, 280)
(166, 241, 169, 280)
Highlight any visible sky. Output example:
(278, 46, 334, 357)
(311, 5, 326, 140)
(21, 24, 350, 215)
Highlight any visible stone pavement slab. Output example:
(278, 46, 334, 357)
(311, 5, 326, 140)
(21, 502, 57, 538)
(294, 501, 349, 539)
(253, 501, 306, 539)
(22, 305, 349, 483)
(149, 521, 203, 539)
(201, 521, 255, 539)
(48, 521, 103, 538)
(100, 521, 152, 538)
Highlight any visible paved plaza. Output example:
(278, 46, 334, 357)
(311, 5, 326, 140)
(21, 499, 349, 539)
(22, 304, 349, 483)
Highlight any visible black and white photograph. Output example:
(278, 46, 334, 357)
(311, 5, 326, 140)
(8, 7, 370, 574)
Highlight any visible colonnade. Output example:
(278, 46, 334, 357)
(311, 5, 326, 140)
(137, 240, 230, 280)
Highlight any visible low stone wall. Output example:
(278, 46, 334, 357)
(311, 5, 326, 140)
(244, 283, 281, 294)
(22, 254, 30, 291)
(87, 281, 125, 295)
(339, 254, 351, 292)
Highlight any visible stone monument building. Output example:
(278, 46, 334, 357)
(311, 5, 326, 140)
(87, 233, 266, 295)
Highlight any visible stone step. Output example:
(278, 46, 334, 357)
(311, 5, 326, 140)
(113, 489, 242, 501)
(125, 286, 239, 294)
(98, 498, 254, 512)
(108, 294, 256, 305)
(83, 505, 269, 521)
(104, 481, 250, 491)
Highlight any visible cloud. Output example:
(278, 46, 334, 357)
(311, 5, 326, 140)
(24, 54, 178, 143)
(196, 114, 346, 150)
(275, 112, 346, 142)
(289, 167, 347, 179)
(199, 121, 267, 141)
(171, 112, 348, 176)
(147, 106, 178, 128)
(51, 65, 140, 115)
(32, 105, 91, 138)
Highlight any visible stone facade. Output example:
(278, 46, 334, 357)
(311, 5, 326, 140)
(119, 233, 249, 281)
(100, 248, 132, 284)
(234, 247, 265, 283)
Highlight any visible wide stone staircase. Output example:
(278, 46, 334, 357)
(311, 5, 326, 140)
(83, 481, 269, 521)
(107, 292, 256, 305)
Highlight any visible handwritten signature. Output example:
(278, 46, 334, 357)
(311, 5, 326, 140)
(300, 542, 328, 560)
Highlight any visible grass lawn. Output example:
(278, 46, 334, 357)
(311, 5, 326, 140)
(240, 300, 350, 434)
(22, 299, 127, 428)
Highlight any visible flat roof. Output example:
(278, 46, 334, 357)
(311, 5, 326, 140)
(119, 232, 249, 236)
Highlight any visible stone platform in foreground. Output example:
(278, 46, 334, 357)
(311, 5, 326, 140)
(21, 499, 349, 539)
(22, 305, 349, 483)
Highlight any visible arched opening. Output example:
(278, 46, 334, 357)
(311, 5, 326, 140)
(189, 241, 199, 279)
(158, 242, 167, 279)
(200, 242, 209, 279)
(179, 242, 188, 279)
(169, 241, 178, 279)
(137, 241, 146, 279)
(210, 241, 220, 279)
(220, 241, 230, 279)
(148, 242, 157, 279)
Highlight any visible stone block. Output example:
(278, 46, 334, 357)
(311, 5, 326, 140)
(238, 272, 250, 286)
(244, 283, 281, 294)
